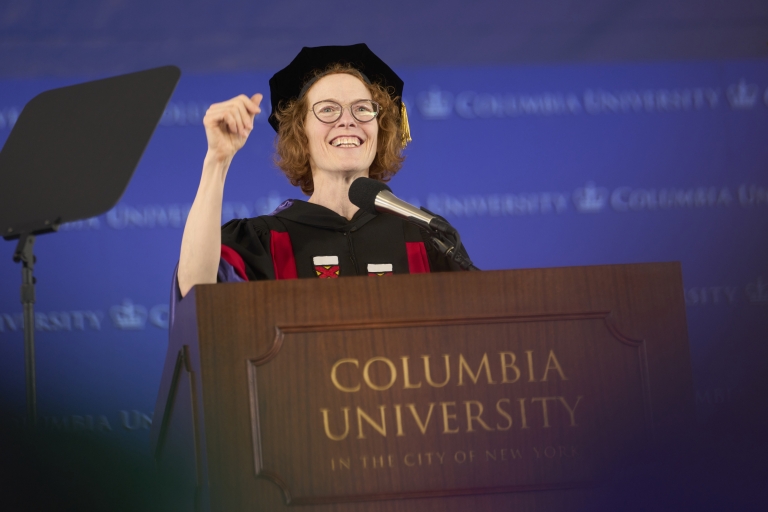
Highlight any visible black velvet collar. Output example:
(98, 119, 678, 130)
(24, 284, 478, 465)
(273, 199, 377, 231)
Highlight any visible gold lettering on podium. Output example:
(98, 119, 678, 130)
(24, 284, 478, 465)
(532, 446, 579, 459)
(330, 351, 570, 391)
(321, 407, 350, 440)
(495, 398, 513, 431)
(321, 350, 585, 441)
(441, 402, 460, 434)
(531, 397, 558, 428)
(330, 457, 351, 471)
(422, 354, 450, 387)
(541, 350, 568, 381)
(321, 395, 584, 440)
(394, 404, 405, 436)
(407, 403, 436, 434)
(458, 353, 495, 385)
(518, 398, 529, 429)
(465, 400, 494, 432)
(401, 356, 422, 389)
(328, 446, 585, 471)
(525, 350, 535, 382)
(499, 352, 521, 383)
(362, 357, 397, 391)
(485, 448, 523, 461)
(558, 396, 583, 426)
(356, 405, 387, 438)
(330, 359, 360, 393)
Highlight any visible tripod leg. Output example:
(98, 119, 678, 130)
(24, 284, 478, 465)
(14, 234, 37, 426)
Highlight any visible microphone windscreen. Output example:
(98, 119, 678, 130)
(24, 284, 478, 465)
(348, 177, 391, 214)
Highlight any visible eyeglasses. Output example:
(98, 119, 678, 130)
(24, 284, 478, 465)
(311, 100, 380, 124)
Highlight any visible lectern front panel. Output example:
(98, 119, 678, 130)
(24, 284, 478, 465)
(248, 313, 649, 504)
(153, 264, 692, 511)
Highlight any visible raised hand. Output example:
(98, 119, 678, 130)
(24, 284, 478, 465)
(203, 93, 263, 161)
(180, 93, 263, 297)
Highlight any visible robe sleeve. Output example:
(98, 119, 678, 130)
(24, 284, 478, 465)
(218, 250, 248, 283)
(220, 217, 276, 281)
(171, 217, 274, 316)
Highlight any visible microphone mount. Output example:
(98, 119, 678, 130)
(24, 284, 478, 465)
(418, 209, 479, 271)
(348, 177, 480, 271)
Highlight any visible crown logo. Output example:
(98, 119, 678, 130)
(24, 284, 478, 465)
(417, 88, 453, 119)
(110, 299, 147, 330)
(727, 79, 758, 109)
(746, 277, 768, 304)
(573, 182, 608, 213)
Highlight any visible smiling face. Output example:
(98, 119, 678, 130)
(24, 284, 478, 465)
(304, 73, 379, 176)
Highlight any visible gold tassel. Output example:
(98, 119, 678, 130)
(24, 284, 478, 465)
(400, 102, 412, 148)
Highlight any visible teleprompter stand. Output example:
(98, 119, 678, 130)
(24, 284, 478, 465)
(0, 65, 181, 425)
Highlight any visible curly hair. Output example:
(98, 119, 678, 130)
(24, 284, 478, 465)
(274, 63, 405, 196)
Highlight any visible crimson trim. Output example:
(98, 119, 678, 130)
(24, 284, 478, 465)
(406, 242, 430, 274)
(221, 245, 248, 281)
(270, 230, 298, 280)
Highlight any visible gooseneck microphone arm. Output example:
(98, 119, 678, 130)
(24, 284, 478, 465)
(372, 190, 454, 234)
(348, 178, 480, 271)
(418, 208, 479, 271)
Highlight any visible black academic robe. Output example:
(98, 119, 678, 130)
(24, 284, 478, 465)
(219, 199, 466, 281)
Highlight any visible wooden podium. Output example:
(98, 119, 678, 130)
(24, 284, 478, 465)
(150, 263, 694, 511)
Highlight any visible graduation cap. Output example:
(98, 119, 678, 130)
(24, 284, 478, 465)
(268, 43, 411, 147)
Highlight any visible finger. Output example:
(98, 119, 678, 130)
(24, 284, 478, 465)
(204, 102, 236, 127)
(203, 103, 225, 126)
(245, 93, 263, 115)
(234, 100, 253, 131)
(223, 112, 238, 135)
(228, 101, 248, 135)
(229, 104, 247, 135)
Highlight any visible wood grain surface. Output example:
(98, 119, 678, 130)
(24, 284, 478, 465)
(152, 263, 694, 512)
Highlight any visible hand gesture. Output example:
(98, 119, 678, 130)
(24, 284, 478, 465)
(203, 93, 263, 161)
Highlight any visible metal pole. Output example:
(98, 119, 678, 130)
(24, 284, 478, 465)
(14, 234, 37, 427)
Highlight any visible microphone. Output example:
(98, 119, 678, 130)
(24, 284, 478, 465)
(349, 177, 480, 271)
(348, 178, 452, 233)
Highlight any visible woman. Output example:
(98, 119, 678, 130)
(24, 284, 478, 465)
(178, 44, 466, 298)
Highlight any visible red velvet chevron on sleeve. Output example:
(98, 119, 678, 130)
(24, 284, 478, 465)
(221, 245, 248, 281)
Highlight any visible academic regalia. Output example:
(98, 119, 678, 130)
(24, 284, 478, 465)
(217, 199, 467, 282)
(176, 43, 467, 296)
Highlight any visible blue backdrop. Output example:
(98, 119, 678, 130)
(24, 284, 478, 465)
(1, 59, 767, 451)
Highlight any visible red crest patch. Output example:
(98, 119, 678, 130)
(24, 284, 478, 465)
(313, 256, 340, 279)
(367, 263, 393, 277)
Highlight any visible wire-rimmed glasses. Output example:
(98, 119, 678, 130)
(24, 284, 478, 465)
(311, 100, 380, 124)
